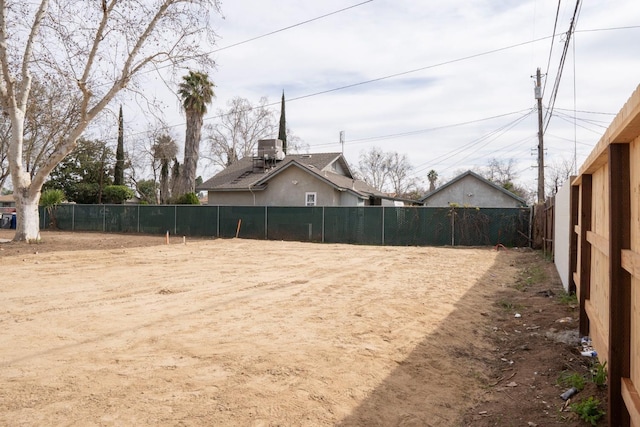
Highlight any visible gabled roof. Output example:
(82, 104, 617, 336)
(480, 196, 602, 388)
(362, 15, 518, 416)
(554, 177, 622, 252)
(197, 153, 384, 199)
(420, 170, 527, 205)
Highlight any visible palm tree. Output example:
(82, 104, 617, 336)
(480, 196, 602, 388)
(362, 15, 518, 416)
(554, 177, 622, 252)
(152, 134, 178, 204)
(427, 169, 438, 192)
(177, 71, 215, 195)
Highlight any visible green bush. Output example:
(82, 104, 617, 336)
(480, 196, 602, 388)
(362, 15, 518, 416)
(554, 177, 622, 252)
(591, 361, 607, 387)
(571, 396, 605, 425)
(68, 182, 100, 204)
(102, 185, 134, 204)
(40, 189, 66, 229)
(173, 192, 200, 205)
(40, 189, 65, 207)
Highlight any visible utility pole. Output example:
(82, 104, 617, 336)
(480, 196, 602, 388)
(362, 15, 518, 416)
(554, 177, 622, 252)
(535, 68, 545, 203)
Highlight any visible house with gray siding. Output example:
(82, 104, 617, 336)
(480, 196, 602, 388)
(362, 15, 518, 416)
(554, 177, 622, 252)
(420, 170, 527, 208)
(197, 140, 392, 206)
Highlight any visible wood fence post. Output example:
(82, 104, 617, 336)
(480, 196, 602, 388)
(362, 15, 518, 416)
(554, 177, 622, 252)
(608, 143, 631, 426)
(579, 175, 592, 337)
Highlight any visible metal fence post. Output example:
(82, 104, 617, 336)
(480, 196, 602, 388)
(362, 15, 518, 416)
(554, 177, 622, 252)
(72, 204, 75, 231)
(322, 207, 325, 243)
(217, 206, 220, 237)
(174, 205, 177, 235)
(451, 207, 455, 246)
(137, 205, 140, 233)
(265, 206, 268, 240)
(102, 205, 106, 232)
(381, 207, 385, 246)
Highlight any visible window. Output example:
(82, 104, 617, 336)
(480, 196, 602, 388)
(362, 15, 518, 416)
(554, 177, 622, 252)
(305, 192, 317, 206)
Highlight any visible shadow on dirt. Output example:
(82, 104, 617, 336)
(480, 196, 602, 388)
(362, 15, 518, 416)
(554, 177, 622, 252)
(337, 249, 607, 427)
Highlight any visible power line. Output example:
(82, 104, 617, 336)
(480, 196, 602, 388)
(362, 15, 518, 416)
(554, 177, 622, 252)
(576, 25, 640, 33)
(542, 0, 562, 98)
(209, 1, 374, 54)
(118, 35, 556, 142)
(344, 109, 534, 144)
(93, 1, 375, 89)
(422, 111, 533, 172)
(543, 0, 582, 133)
(115, 21, 635, 144)
(287, 36, 556, 103)
(409, 110, 535, 177)
(553, 107, 616, 116)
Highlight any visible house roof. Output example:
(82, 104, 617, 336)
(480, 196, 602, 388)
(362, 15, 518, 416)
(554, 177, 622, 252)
(197, 153, 385, 199)
(0, 194, 15, 204)
(420, 170, 527, 205)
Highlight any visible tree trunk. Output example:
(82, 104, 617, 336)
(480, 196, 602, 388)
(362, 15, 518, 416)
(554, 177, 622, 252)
(181, 111, 202, 195)
(160, 159, 170, 204)
(13, 187, 41, 243)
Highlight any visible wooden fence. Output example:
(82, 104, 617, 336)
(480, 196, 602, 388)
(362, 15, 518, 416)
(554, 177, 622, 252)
(571, 83, 640, 426)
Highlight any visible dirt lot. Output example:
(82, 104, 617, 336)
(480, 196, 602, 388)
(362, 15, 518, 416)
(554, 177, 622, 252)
(0, 230, 607, 426)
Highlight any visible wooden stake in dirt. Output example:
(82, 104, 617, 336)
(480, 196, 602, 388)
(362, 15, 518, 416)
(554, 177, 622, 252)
(235, 219, 242, 238)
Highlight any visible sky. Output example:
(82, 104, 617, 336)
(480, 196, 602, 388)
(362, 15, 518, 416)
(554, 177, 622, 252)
(125, 0, 640, 193)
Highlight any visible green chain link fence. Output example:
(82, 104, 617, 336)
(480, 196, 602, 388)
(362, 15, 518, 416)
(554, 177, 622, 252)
(41, 204, 530, 247)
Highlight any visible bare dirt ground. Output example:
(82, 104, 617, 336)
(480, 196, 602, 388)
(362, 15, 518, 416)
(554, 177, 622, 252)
(0, 230, 607, 426)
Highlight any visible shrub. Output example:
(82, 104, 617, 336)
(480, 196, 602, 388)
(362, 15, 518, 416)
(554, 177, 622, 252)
(40, 189, 65, 207)
(571, 396, 605, 425)
(40, 189, 66, 229)
(174, 192, 200, 205)
(102, 185, 134, 204)
(591, 361, 607, 387)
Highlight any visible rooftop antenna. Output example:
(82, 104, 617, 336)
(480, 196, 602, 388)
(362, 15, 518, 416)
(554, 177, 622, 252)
(339, 130, 345, 154)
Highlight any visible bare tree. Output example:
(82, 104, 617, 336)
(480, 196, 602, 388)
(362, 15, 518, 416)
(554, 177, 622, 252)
(386, 152, 416, 196)
(284, 126, 308, 155)
(546, 157, 575, 197)
(0, 78, 79, 190)
(205, 97, 277, 168)
(478, 158, 531, 202)
(0, 0, 221, 242)
(358, 147, 390, 192)
(483, 158, 518, 187)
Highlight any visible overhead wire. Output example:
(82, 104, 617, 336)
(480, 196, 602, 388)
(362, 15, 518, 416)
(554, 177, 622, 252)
(543, 0, 582, 133)
(542, 0, 563, 97)
(208, 1, 374, 55)
(336, 109, 534, 144)
(408, 110, 535, 177)
(423, 111, 534, 172)
(107, 5, 637, 170)
(118, 35, 556, 143)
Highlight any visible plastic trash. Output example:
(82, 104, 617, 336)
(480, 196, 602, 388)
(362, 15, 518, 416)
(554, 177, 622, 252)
(560, 387, 578, 400)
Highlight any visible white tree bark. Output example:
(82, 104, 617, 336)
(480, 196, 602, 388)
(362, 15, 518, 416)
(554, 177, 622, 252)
(0, 0, 220, 241)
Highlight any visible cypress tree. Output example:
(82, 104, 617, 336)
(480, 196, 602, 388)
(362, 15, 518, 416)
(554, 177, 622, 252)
(114, 105, 125, 185)
(278, 91, 287, 154)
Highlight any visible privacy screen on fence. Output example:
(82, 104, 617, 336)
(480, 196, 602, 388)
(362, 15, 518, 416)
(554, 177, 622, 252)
(41, 205, 531, 247)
